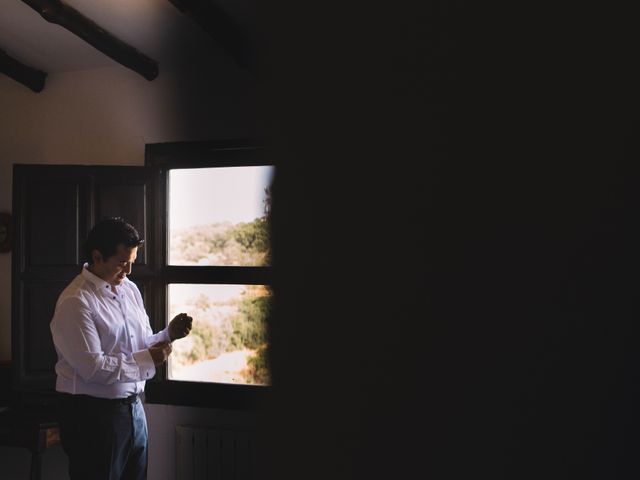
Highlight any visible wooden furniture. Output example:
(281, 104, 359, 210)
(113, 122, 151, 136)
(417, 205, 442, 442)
(0, 404, 60, 480)
(0, 363, 61, 480)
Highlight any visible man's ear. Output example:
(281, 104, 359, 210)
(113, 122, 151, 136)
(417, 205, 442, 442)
(91, 249, 103, 264)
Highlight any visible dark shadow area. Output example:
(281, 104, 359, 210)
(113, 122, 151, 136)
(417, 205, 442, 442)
(257, 2, 638, 479)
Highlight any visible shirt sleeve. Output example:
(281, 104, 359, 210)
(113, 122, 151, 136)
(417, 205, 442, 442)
(51, 296, 156, 384)
(144, 327, 171, 348)
(129, 280, 172, 346)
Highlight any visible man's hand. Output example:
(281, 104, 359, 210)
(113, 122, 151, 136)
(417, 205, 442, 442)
(168, 312, 193, 342)
(149, 341, 172, 366)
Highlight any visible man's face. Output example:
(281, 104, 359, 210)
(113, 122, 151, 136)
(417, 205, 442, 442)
(93, 244, 138, 286)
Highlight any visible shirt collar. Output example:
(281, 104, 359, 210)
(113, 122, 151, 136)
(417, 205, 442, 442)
(82, 263, 116, 293)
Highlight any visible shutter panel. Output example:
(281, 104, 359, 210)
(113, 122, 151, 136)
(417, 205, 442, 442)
(11, 164, 153, 394)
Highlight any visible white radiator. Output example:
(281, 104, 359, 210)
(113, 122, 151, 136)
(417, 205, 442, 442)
(176, 425, 255, 480)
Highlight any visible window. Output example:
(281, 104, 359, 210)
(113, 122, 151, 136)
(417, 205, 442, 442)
(144, 141, 273, 409)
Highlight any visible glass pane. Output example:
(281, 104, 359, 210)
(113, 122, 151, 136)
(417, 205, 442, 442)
(169, 166, 274, 266)
(168, 283, 271, 386)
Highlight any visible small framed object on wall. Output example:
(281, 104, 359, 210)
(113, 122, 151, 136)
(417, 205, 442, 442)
(0, 213, 11, 253)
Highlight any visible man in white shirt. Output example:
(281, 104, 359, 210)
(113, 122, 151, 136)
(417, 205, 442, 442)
(50, 217, 193, 480)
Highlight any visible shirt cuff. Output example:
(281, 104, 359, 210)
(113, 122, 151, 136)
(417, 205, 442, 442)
(160, 327, 171, 343)
(133, 349, 156, 380)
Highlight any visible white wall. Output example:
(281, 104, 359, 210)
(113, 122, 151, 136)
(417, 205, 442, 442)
(0, 60, 260, 479)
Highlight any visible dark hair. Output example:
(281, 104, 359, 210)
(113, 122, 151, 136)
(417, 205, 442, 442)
(83, 217, 144, 264)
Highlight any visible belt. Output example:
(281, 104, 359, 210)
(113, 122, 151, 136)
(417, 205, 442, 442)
(62, 393, 139, 405)
(117, 393, 139, 405)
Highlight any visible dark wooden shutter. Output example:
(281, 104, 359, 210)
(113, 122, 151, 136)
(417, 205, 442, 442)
(11, 164, 154, 395)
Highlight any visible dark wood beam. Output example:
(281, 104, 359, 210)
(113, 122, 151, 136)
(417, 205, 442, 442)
(168, 0, 254, 73)
(21, 0, 158, 80)
(0, 49, 46, 92)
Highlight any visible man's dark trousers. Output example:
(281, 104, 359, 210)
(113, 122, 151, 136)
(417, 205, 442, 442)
(58, 393, 148, 480)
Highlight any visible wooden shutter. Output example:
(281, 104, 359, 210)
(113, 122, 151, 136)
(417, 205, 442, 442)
(11, 164, 154, 393)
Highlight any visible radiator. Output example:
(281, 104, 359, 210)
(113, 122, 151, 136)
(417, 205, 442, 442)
(176, 425, 255, 480)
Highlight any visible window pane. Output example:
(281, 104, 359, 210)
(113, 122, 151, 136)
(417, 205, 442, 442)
(168, 283, 271, 386)
(169, 166, 274, 266)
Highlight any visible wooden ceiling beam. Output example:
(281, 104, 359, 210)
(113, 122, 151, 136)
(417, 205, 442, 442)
(168, 0, 254, 73)
(21, 0, 158, 80)
(0, 49, 46, 92)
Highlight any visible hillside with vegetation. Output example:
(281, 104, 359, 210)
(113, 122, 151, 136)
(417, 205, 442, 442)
(169, 213, 271, 385)
(170, 216, 270, 266)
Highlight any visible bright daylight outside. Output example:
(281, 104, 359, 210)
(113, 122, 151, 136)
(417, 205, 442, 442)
(168, 166, 273, 385)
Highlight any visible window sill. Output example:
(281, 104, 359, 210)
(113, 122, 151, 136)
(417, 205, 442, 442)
(144, 379, 270, 410)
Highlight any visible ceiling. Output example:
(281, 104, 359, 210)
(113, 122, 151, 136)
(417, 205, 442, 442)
(0, 0, 256, 81)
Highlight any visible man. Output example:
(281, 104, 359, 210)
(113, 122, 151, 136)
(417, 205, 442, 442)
(50, 217, 193, 479)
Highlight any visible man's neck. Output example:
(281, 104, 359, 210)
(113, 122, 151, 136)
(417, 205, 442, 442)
(87, 264, 117, 294)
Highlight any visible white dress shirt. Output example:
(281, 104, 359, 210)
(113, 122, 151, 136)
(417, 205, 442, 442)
(50, 264, 170, 399)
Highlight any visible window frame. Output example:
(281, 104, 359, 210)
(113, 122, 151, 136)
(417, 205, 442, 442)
(144, 140, 273, 410)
